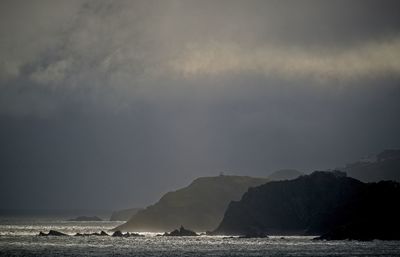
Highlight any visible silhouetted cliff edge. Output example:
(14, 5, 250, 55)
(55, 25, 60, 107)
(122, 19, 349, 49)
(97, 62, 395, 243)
(341, 149, 400, 182)
(267, 169, 303, 181)
(110, 208, 142, 221)
(213, 171, 400, 240)
(115, 175, 269, 232)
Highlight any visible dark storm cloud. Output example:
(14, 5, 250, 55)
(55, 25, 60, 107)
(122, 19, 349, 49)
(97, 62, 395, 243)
(1, 0, 400, 210)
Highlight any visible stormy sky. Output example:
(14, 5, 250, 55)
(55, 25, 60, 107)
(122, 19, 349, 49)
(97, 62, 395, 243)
(1, 0, 400, 210)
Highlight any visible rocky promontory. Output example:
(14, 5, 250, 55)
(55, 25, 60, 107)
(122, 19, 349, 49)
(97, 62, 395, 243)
(213, 171, 400, 241)
(115, 175, 269, 232)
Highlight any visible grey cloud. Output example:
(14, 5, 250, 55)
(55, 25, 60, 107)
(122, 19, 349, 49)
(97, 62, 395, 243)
(0, 0, 83, 79)
(2, 0, 400, 88)
(169, 38, 400, 80)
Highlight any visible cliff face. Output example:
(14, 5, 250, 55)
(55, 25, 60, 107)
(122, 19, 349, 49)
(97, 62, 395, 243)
(214, 171, 400, 240)
(115, 176, 269, 232)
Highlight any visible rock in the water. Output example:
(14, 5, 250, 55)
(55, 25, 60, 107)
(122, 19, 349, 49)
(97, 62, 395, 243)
(39, 230, 68, 236)
(100, 231, 109, 236)
(91, 232, 106, 236)
(112, 231, 124, 237)
(74, 231, 110, 237)
(164, 226, 198, 236)
(111, 230, 144, 237)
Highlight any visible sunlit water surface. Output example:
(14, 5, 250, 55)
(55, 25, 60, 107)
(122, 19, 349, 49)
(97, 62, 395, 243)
(1, 218, 399, 257)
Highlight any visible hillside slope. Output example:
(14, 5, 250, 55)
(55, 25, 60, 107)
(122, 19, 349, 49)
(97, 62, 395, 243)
(115, 175, 269, 232)
(110, 208, 142, 221)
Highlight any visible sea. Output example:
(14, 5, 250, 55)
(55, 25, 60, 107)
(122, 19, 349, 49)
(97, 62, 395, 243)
(0, 212, 399, 257)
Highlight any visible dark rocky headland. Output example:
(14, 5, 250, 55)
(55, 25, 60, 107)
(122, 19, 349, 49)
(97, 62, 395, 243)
(213, 171, 400, 241)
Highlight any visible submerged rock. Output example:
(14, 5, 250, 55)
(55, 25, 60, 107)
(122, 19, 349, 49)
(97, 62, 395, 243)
(39, 230, 68, 236)
(164, 226, 198, 236)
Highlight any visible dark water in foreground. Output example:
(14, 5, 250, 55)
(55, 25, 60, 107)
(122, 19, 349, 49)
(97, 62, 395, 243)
(0, 217, 399, 257)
